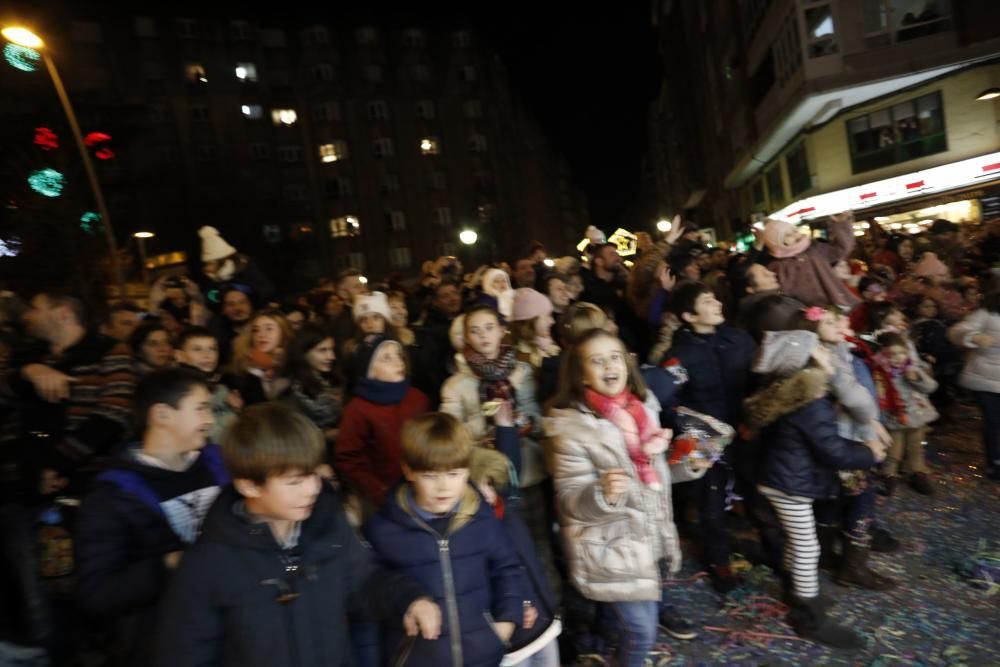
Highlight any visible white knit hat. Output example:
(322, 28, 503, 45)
(353, 291, 391, 323)
(199, 226, 237, 262)
(753, 330, 819, 377)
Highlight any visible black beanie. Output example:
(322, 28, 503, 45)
(349, 333, 401, 380)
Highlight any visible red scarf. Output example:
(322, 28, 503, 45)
(584, 388, 670, 489)
(848, 336, 907, 426)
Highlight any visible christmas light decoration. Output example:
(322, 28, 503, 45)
(84, 132, 115, 160)
(27, 168, 64, 197)
(607, 228, 638, 256)
(0, 237, 21, 257)
(3, 43, 40, 72)
(80, 211, 102, 235)
(34, 127, 58, 150)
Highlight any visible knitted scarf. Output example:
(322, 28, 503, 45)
(356, 377, 410, 406)
(584, 388, 670, 490)
(464, 344, 517, 405)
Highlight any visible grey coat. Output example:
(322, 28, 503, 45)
(949, 309, 1000, 394)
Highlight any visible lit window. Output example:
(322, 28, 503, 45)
(235, 63, 258, 82)
(185, 64, 208, 83)
(272, 109, 298, 126)
(805, 4, 838, 57)
(416, 100, 435, 119)
(368, 101, 390, 120)
(240, 104, 263, 119)
(420, 137, 440, 155)
(390, 247, 412, 268)
(374, 138, 395, 157)
(318, 141, 349, 163)
(331, 215, 361, 238)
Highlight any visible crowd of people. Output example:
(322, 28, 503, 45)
(0, 214, 998, 667)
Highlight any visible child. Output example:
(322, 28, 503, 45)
(75, 368, 228, 665)
(152, 402, 441, 667)
(872, 331, 938, 495)
(363, 412, 525, 667)
(556, 301, 617, 349)
(174, 326, 240, 445)
(387, 290, 416, 346)
(480, 268, 515, 321)
(546, 329, 706, 667)
(910, 296, 963, 421)
(335, 334, 429, 508)
(281, 322, 342, 447)
(225, 308, 292, 405)
(745, 330, 885, 648)
(510, 288, 561, 407)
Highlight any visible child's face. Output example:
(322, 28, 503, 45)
(917, 299, 938, 319)
(816, 312, 841, 344)
(547, 278, 571, 309)
(251, 316, 283, 354)
(581, 336, 628, 397)
(782, 228, 807, 247)
(307, 337, 335, 375)
(176, 336, 219, 373)
(388, 299, 408, 328)
(358, 313, 386, 335)
(534, 312, 554, 338)
(683, 292, 724, 330)
(243, 470, 322, 523)
(836, 313, 854, 339)
(405, 467, 469, 515)
(142, 330, 174, 368)
(884, 344, 908, 369)
(884, 308, 907, 330)
(369, 342, 406, 382)
(490, 275, 509, 293)
(157, 384, 214, 450)
(466, 311, 504, 358)
(566, 275, 584, 300)
(285, 311, 305, 331)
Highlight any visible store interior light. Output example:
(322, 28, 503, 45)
(976, 87, 1000, 101)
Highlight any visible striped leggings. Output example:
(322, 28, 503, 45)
(758, 485, 820, 599)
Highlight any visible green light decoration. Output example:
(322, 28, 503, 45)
(80, 211, 103, 235)
(4, 43, 40, 72)
(27, 168, 65, 198)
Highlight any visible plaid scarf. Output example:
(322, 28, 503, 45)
(585, 388, 669, 490)
(463, 344, 517, 406)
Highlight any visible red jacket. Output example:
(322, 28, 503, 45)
(334, 388, 429, 507)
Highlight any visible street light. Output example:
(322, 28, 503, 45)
(459, 229, 478, 245)
(133, 231, 154, 288)
(656, 219, 672, 233)
(2, 25, 126, 298)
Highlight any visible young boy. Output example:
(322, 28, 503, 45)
(75, 368, 228, 665)
(153, 402, 440, 667)
(364, 412, 525, 667)
(174, 326, 241, 444)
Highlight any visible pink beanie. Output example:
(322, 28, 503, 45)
(912, 252, 949, 278)
(511, 288, 553, 322)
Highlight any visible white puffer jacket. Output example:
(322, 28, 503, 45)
(545, 395, 705, 602)
(949, 309, 1000, 394)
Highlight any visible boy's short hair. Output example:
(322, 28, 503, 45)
(667, 281, 712, 322)
(876, 331, 906, 349)
(223, 403, 325, 485)
(176, 325, 218, 349)
(134, 367, 209, 433)
(400, 412, 473, 472)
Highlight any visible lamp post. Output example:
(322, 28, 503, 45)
(2, 26, 126, 299)
(133, 231, 154, 289)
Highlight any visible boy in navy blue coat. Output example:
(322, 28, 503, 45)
(152, 403, 441, 667)
(364, 412, 526, 667)
(75, 368, 228, 665)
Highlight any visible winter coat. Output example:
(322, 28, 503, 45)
(768, 219, 859, 308)
(364, 486, 524, 667)
(829, 342, 879, 442)
(744, 369, 877, 499)
(877, 363, 938, 430)
(661, 325, 756, 428)
(440, 355, 546, 486)
(152, 484, 426, 667)
(949, 309, 1000, 394)
(334, 387, 429, 507)
(911, 317, 963, 377)
(410, 307, 457, 407)
(545, 395, 705, 602)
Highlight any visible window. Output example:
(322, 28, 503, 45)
(847, 91, 946, 173)
(765, 164, 784, 205)
(283, 184, 307, 201)
(415, 100, 435, 119)
(364, 65, 383, 83)
(327, 177, 354, 198)
(420, 137, 440, 155)
(235, 63, 258, 82)
(382, 173, 401, 193)
(433, 207, 452, 226)
(453, 31, 472, 48)
(191, 104, 211, 122)
(262, 225, 281, 243)
(368, 101, 390, 120)
(412, 65, 430, 83)
(272, 109, 298, 126)
(804, 4, 838, 57)
(403, 29, 425, 47)
(185, 64, 208, 83)
(231, 20, 252, 41)
(276, 145, 303, 162)
(177, 19, 197, 39)
(439, 242, 457, 257)
(310, 64, 336, 82)
(135, 17, 157, 38)
(250, 143, 271, 160)
(319, 141, 349, 163)
(465, 100, 483, 119)
(863, 0, 952, 48)
(389, 247, 412, 268)
(196, 145, 218, 161)
(387, 210, 407, 231)
(149, 104, 169, 123)
(331, 215, 361, 238)
(240, 104, 263, 119)
(71, 21, 103, 43)
(290, 223, 314, 240)
(336, 253, 366, 271)
(775, 12, 803, 86)
(156, 146, 177, 163)
(373, 138, 395, 157)
(786, 142, 811, 196)
(430, 171, 447, 190)
(313, 102, 341, 122)
(461, 66, 477, 83)
(262, 29, 286, 48)
(469, 134, 488, 153)
(357, 27, 378, 45)
(475, 170, 493, 189)
(302, 25, 330, 46)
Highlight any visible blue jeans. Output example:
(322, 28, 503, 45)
(608, 601, 658, 667)
(974, 391, 1000, 471)
(506, 637, 561, 667)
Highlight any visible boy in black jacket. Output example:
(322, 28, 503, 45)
(75, 368, 228, 665)
(153, 402, 441, 667)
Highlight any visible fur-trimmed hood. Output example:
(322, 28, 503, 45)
(744, 367, 828, 430)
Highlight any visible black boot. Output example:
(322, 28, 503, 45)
(778, 570, 836, 610)
(836, 540, 897, 591)
(870, 527, 901, 553)
(817, 524, 840, 570)
(788, 596, 864, 649)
